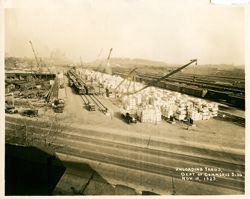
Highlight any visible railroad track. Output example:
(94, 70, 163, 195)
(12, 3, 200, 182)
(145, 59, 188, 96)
(136, 74, 244, 93)
(113, 71, 244, 93)
(5, 121, 245, 192)
(80, 94, 89, 105)
(217, 111, 245, 127)
(89, 94, 107, 112)
(114, 70, 245, 84)
(68, 69, 108, 113)
(113, 70, 245, 109)
(80, 94, 107, 113)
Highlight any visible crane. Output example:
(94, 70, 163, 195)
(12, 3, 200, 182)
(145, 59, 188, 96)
(29, 40, 51, 73)
(107, 48, 113, 60)
(114, 68, 137, 92)
(127, 59, 197, 95)
(95, 48, 103, 68)
(104, 48, 113, 74)
(29, 41, 40, 71)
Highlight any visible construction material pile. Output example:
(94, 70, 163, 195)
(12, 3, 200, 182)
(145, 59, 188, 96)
(5, 74, 62, 117)
(122, 88, 218, 123)
(77, 69, 144, 93)
(78, 69, 218, 123)
(136, 106, 162, 124)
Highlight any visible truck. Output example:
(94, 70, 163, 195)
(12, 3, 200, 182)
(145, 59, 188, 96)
(52, 99, 65, 113)
(5, 104, 18, 114)
(21, 109, 38, 117)
(121, 112, 137, 124)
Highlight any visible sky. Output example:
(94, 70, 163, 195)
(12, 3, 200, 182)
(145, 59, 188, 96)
(4, 0, 245, 65)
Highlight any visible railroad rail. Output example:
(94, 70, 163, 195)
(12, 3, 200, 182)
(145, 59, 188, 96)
(113, 69, 244, 87)
(68, 69, 109, 113)
(89, 94, 107, 112)
(115, 72, 245, 93)
(217, 111, 245, 127)
(113, 69, 245, 83)
(80, 94, 89, 105)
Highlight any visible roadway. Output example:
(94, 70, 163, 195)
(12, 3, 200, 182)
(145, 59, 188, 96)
(5, 114, 245, 195)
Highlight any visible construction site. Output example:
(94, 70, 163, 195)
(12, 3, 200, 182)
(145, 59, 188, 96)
(3, 0, 247, 195)
(4, 43, 246, 195)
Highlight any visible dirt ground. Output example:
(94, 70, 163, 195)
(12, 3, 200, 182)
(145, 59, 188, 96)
(55, 85, 245, 154)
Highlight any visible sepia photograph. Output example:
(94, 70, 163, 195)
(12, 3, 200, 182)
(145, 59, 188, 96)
(2, 0, 248, 196)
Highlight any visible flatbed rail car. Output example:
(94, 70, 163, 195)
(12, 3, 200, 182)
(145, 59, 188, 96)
(67, 69, 97, 95)
(72, 81, 85, 95)
(84, 85, 95, 95)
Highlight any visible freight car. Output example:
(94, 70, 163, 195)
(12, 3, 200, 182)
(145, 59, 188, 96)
(155, 81, 166, 89)
(180, 85, 208, 98)
(227, 94, 245, 110)
(206, 89, 231, 100)
(164, 83, 182, 92)
(73, 81, 85, 94)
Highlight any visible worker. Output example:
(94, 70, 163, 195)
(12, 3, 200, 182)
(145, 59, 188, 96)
(187, 118, 196, 130)
(169, 115, 175, 124)
(106, 88, 110, 97)
(190, 118, 194, 125)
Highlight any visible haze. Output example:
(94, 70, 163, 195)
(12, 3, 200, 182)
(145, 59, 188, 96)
(5, 0, 245, 65)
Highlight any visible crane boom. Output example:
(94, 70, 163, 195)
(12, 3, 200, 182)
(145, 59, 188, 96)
(114, 67, 137, 91)
(104, 48, 113, 74)
(29, 40, 51, 72)
(29, 41, 40, 70)
(107, 48, 113, 60)
(128, 59, 197, 95)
